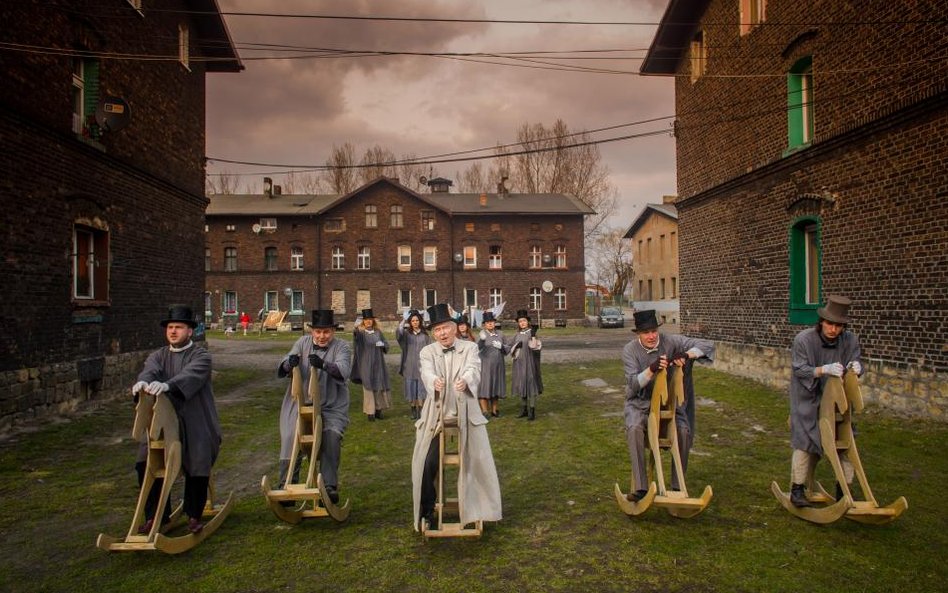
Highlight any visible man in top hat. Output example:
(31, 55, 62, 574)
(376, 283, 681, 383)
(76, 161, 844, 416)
(621, 309, 715, 502)
(276, 309, 352, 504)
(477, 311, 509, 418)
(787, 295, 863, 507)
(509, 309, 543, 420)
(351, 308, 392, 421)
(131, 304, 222, 534)
(412, 303, 502, 530)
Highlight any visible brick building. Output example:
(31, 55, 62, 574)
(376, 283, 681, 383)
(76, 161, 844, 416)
(623, 197, 680, 325)
(642, 0, 948, 416)
(205, 176, 593, 329)
(0, 1, 241, 431)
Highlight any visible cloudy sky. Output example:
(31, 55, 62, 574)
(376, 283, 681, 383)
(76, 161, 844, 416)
(206, 0, 677, 229)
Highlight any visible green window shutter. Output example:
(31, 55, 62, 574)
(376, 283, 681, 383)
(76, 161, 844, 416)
(788, 216, 821, 324)
(786, 56, 812, 151)
(83, 60, 100, 139)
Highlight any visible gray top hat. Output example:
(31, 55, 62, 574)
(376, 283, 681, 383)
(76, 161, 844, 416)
(817, 295, 852, 324)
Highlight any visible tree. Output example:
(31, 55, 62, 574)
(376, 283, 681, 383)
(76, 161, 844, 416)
(280, 171, 323, 195)
(359, 145, 397, 184)
(205, 169, 241, 195)
(589, 228, 634, 305)
(323, 143, 358, 194)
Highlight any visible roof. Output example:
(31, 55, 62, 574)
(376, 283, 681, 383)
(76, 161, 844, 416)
(206, 177, 595, 217)
(623, 202, 678, 238)
(189, 0, 243, 72)
(640, 0, 711, 75)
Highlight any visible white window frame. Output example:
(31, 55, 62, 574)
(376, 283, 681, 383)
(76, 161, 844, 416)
(488, 245, 502, 269)
(365, 205, 378, 229)
(489, 288, 502, 308)
(73, 227, 96, 299)
(331, 246, 344, 270)
(463, 246, 477, 269)
(424, 288, 437, 308)
(223, 291, 237, 314)
(530, 288, 542, 311)
(529, 245, 542, 269)
(178, 23, 190, 70)
(260, 217, 277, 231)
(290, 246, 303, 271)
(554, 244, 566, 269)
(421, 210, 435, 231)
(554, 287, 566, 310)
(398, 289, 412, 309)
(423, 246, 437, 270)
(465, 288, 477, 308)
(357, 246, 371, 270)
(290, 290, 304, 314)
(390, 205, 404, 228)
(397, 245, 411, 270)
(224, 247, 237, 272)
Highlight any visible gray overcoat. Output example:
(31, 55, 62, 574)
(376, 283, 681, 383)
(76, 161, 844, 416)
(477, 329, 508, 398)
(411, 338, 502, 529)
(136, 343, 221, 477)
(277, 335, 351, 460)
(790, 327, 862, 455)
(351, 327, 390, 390)
(509, 329, 542, 397)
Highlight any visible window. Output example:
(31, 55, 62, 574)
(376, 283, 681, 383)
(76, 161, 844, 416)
(290, 290, 304, 314)
(260, 217, 277, 231)
(365, 205, 377, 228)
(637, 240, 643, 262)
(465, 289, 477, 308)
(325, 218, 345, 232)
(264, 247, 278, 271)
(489, 245, 502, 269)
(398, 245, 411, 270)
(646, 238, 652, 262)
(423, 246, 437, 270)
(398, 289, 412, 309)
(331, 246, 344, 270)
(660, 234, 666, 258)
(331, 290, 346, 314)
(788, 56, 814, 150)
(225, 224, 236, 232)
(789, 217, 822, 323)
(421, 210, 435, 231)
(223, 291, 237, 314)
(465, 222, 475, 232)
(690, 30, 706, 82)
(178, 23, 190, 69)
(205, 248, 211, 272)
(554, 245, 566, 269)
(390, 205, 403, 228)
(72, 58, 99, 138)
(638, 280, 644, 300)
(554, 288, 566, 310)
(740, 0, 767, 35)
(291, 246, 303, 271)
(529, 245, 542, 269)
(356, 289, 371, 312)
(490, 223, 501, 232)
(647, 279, 653, 300)
(530, 288, 541, 311)
(424, 289, 437, 308)
(265, 291, 278, 311)
(224, 247, 237, 272)
(73, 224, 109, 301)
(489, 288, 502, 309)
(357, 246, 370, 270)
(671, 231, 677, 257)
(671, 277, 678, 298)
(463, 246, 477, 268)
(204, 292, 212, 318)
(660, 278, 666, 299)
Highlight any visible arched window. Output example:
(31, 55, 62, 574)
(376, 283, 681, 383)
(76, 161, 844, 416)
(787, 56, 814, 150)
(788, 216, 821, 323)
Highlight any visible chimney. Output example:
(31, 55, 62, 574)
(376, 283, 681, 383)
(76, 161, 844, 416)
(662, 194, 677, 204)
(263, 177, 273, 197)
(479, 193, 487, 207)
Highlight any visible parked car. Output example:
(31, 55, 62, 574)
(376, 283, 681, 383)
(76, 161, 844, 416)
(597, 307, 625, 328)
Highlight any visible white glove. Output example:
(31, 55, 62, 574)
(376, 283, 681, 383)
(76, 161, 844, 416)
(847, 361, 862, 375)
(374, 340, 384, 347)
(132, 381, 148, 395)
(820, 363, 844, 378)
(491, 340, 502, 349)
(145, 381, 170, 395)
(479, 330, 488, 341)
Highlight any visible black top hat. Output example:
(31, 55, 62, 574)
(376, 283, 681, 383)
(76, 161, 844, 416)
(632, 310, 661, 332)
(515, 309, 531, 321)
(361, 308, 375, 320)
(427, 303, 456, 328)
(310, 309, 336, 329)
(161, 304, 197, 328)
(482, 311, 497, 323)
(817, 295, 852, 324)
(458, 315, 470, 326)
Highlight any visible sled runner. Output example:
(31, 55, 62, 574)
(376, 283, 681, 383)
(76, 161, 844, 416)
(616, 366, 712, 518)
(422, 390, 483, 539)
(262, 365, 350, 523)
(96, 391, 233, 554)
(772, 370, 907, 524)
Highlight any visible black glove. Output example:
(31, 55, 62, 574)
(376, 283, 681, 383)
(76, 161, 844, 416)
(530, 324, 539, 337)
(648, 357, 663, 374)
(308, 352, 324, 369)
(671, 353, 689, 365)
(287, 355, 301, 369)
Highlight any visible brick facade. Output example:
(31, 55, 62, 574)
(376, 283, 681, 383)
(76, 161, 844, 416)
(644, 0, 948, 417)
(0, 1, 240, 432)
(206, 178, 591, 328)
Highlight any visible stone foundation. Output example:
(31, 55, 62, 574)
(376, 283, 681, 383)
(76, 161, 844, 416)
(713, 341, 948, 421)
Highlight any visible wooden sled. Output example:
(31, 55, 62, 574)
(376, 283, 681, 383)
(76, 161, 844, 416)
(422, 392, 483, 539)
(262, 365, 350, 523)
(772, 370, 907, 524)
(616, 366, 712, 518)
(96, 391, 234, 554)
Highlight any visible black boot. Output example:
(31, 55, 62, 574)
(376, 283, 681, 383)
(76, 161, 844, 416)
(790, 483, 813, 508)
(528, 407, 536, 421)
(517, 405, 528, 418)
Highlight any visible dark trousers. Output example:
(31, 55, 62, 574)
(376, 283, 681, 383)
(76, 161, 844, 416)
(135, 462, 209, 521)
(135, 461, 171, 524)
(279, 430, 343, 489)
(419, 438, 441, 518)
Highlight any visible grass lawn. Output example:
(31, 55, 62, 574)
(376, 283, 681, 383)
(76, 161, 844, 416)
(0, 358, 944, 593)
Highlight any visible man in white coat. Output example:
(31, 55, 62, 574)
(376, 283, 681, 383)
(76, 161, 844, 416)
(412, 303, 502, 531)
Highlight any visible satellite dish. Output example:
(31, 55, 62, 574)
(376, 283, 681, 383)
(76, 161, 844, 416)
(251, 223, 262, 234)
(542, 280, 553, 293)
(94, 96, 131, 132)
